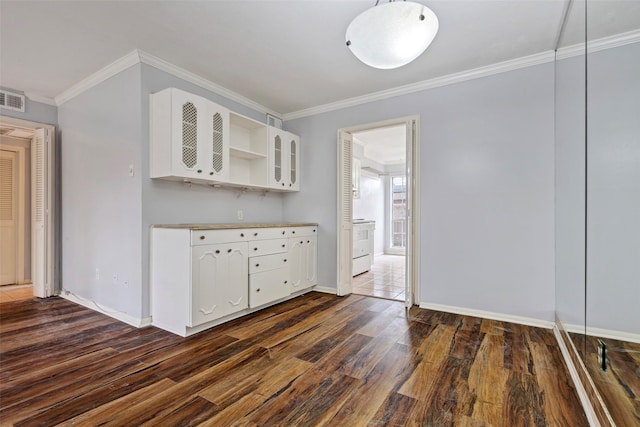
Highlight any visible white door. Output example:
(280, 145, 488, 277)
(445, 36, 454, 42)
(32, 128, 54, 298)
(337, 131, 353, 296)
(0, 150, 18, 285)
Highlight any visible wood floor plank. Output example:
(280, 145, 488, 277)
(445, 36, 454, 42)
(0, 295, 590, 426)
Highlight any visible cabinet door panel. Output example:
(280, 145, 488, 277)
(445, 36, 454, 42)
(288, 238, 304, 290)
(304, 236, 318, 287)
(191, 242, 247, 326)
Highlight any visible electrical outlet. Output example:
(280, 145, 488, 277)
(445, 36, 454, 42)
(237, 210, 244, 221)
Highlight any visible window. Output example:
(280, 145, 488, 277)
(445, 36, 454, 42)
(391, 175, 406, 249)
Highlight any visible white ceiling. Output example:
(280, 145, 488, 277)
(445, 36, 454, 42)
(354, 124, 406, 165)
(1, 1, 639, 116)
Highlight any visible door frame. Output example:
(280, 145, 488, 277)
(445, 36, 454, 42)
(0, 144, 27, 285)
(337, 115, 420, 307)
(0, 116, 56, 297)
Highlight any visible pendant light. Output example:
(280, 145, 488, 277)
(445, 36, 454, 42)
(346, 0, 439, 70)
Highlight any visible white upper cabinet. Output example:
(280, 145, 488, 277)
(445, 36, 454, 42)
(151, 88, 300, 192)
(151, 88, 230, 183)
(269, 128, 300, 191)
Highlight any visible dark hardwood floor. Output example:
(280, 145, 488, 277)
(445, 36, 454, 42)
(0, 293, 588, 426)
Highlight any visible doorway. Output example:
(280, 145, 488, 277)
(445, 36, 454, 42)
(337, 116, 420, 307)
(0, 117, 56, 298)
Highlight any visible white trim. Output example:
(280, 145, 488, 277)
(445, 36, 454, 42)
(418, 302, 554, 329)
(312, 285, 337, 295)
(60, 290, 152, 328)
(53, 49, 280, 118)
(137, 51, 280, 118)
(283, 31, 640, 121)
(283, 51, 554, 121)
(556, 29, 640, 60)
(552, 325, 601, 427)
(562, 322, 640, 344)
(25, 93, 56, 106)
(55, 51, 141, 105)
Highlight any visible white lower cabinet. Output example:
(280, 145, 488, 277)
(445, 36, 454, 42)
(191, 243, 248, 326)
(151, 224, 318, 336)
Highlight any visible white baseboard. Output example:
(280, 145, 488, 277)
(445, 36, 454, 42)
(60, 290, 152, 328)
(552, 325, 601, 427)
(563, 322, 640, 344)
(312, 285, 337, 295)
(418, 302, 554, 329)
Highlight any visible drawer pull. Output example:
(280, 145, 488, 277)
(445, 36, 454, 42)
(256, 288, 261, 292)
(228, 297, 243, 306)
(197, 169, 202, 173)
(282, 231, 285, 235)
(200, 235, 205, 240)
(284, 280, 288, 284)
(215, 250, 220, 254)
(313, 229, 316, 232)
(254, 247, 258, 251)
(300, 241, 303, 244)
(284, 259, 287, 262)
(282, 244, 285, 248)
(199, 304, 217, 315)
(292, 231, 296, 234)
(307, 240, 310, 243)
(254, 232, 258, 237)
(209, 172, 214, 175)
(241, 233, 244, 237)
(255, 263, 260, 267)
(227, 249, 232, 253)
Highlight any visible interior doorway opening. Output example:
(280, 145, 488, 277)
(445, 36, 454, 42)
(0, 116, 56, 299)
(337, 116, 420, 307)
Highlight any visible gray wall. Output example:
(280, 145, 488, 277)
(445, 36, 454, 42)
(587, 43, 640, 335)
(285, 63, 556, 321)
(554, 53, 586, 330)
(58, 65, 144, 318)
(140, 64, 285, 318)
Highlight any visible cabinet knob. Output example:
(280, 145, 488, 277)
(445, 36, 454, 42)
(197, 169, 202, 173)
(255, 264, 260, 267)
(282, 231, 285, 235)
(240, 233, 244, 237)
(284, 259, 287, 262)
(313, 229, 316, 232)
(256, 288, 261, 292)
(292, 231, 295, 234)
(289, 183, 292, 187)
(215, 250, 220, 254)
(227, 249, 232, 253)
(282, 244, 285, 248)
(284, 281, 288, 284)
(300, 241, 303, 244)
(254, 232, 258, 237)
(307, 240, 310, 243)
(200, 235, 205, 240)
(209, 172, 214, 175)
(254, 247, 258, 251)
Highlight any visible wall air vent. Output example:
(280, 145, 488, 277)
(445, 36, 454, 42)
(0, 90, 26, 112)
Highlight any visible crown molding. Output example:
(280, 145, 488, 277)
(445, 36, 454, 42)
(25, 93, 57, 106)
(55, 50, 141, 106)
(283, 29, 640, 121)
(556, 28, 640, 60)
(53, 48, 280, 117)
(282, 50, 555, 121)
(137, 50, 279, 118)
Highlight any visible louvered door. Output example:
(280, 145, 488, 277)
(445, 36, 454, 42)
(0, 150, 17, 285)
(32, 128, 54, 298)
(337, 131, 353, 295)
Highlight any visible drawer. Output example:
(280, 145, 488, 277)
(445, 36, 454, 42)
(249, 268, 290, 308)
(246, 227, 289, 240)
(250, 252, 290, 274)
(287, 226, 318, 238)
(191, 229, 250, 246)
(248, 238, 288, 257)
